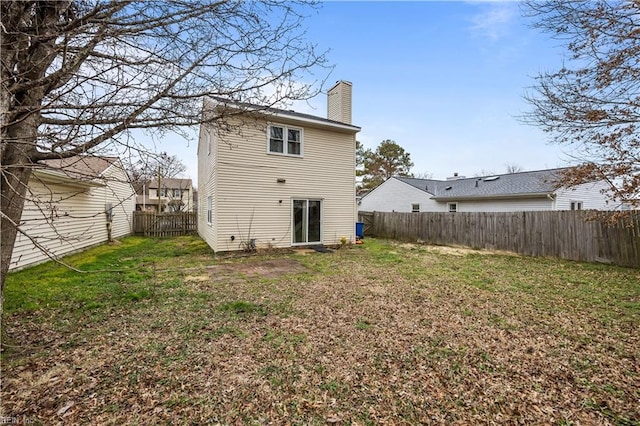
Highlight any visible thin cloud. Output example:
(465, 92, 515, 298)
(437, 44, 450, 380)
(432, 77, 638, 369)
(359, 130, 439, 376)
(469, 3, 518, 41)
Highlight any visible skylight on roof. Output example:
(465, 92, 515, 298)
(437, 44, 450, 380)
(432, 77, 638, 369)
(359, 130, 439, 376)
(483, 176, 500, 182)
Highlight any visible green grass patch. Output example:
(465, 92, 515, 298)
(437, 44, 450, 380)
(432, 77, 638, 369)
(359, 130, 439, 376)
(4, 235, 212, 315)
(218, 300, 266, 316)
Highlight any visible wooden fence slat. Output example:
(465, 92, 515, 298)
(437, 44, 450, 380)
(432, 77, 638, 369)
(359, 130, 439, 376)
(358, 210, 639, 268)
(133, 211, 197, 237)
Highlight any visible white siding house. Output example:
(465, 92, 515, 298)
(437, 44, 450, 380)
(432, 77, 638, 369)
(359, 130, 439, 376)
(9, 156, 136, 271)
(198, 81, 361, 252)
(359, 169, 618, 213)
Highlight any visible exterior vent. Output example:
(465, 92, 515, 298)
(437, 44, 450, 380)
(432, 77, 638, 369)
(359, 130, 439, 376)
(446, 172, 466, 181)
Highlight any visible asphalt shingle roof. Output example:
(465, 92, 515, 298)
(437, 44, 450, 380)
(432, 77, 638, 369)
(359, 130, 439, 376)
(40, 156, 118, 180)
(209, 97, 361, 131)
(396, 168, 569, 200)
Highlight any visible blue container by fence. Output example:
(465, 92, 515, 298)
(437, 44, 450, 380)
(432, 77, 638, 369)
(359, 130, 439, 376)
(355, 222, 364, 238)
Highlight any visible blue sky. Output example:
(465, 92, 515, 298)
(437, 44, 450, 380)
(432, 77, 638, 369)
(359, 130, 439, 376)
(165, 1, 572, 182)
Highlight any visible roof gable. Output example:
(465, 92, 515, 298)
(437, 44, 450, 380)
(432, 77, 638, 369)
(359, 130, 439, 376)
(395, 177, 440, 195)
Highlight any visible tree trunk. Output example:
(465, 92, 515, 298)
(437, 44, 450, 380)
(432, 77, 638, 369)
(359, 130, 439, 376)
(1, 120, 38, 313)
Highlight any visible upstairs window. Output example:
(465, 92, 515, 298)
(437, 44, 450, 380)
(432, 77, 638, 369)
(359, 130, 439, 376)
(268, 125, 302, 156)
(173, 189, 182, 197)
(570, 201, 583, 210)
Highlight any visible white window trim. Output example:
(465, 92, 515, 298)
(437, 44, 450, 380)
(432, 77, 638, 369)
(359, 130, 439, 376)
(267, 123, 304, 157)
(570, 200, 583, 210)
(206, 196, 212, 226)
(448, 202, 458, 213)
(411, 203, 420, 213)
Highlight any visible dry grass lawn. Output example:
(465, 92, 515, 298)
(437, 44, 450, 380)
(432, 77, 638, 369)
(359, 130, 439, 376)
(2, 236, 639, 425)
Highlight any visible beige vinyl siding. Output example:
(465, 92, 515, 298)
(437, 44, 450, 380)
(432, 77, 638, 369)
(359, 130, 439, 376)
(101, 162, 136, 238)
(148, 180, 193, 212)
(197, 122, 218, 250)
(9, 161, 135, 271)
(327, 81, 352, 124)
(212, 116, 356, 251)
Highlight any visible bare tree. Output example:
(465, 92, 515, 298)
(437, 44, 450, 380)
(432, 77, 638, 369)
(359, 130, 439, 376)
(413, 171, 434, 179)
(1, 0, 330, 306)
(522, 1, 640, 210)
(473, 169, 497, 178)
(123, 152, 187, 193)
(504, 163, 523, 174)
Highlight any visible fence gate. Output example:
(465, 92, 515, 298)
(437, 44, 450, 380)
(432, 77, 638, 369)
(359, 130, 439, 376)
(358, 211, 374, 236)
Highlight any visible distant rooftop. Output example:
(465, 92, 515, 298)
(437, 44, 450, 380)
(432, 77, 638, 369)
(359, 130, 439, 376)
(395, 168, 570, 200)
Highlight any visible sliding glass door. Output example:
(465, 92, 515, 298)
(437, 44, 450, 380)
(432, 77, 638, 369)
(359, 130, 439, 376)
(293, 199, 322, 244)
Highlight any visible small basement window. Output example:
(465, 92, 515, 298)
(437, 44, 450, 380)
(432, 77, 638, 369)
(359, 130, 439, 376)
(448, 202, 458, 213)
(411, 203, 420, 213)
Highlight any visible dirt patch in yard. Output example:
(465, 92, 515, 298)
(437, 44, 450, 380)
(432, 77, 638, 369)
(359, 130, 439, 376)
(183, 258, 309, 284)
(399, 242, 519, 257)
(210, 258, 308, 281)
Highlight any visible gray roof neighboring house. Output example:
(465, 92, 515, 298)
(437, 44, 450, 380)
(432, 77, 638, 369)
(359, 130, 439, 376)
(395, 168, 569, 201)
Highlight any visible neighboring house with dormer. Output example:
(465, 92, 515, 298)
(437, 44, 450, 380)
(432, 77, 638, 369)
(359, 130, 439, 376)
(359, 168, 618, 213)
(197, 80, 360, 252)
(136, 177, 193, 212)
(9, 156, 136, 271)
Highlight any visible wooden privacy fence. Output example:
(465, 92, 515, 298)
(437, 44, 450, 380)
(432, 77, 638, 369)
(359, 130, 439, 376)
(133, 211, 197, 237)
(358, 211, 640, 267)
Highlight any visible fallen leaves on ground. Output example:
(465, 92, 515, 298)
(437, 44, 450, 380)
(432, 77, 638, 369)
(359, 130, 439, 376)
(2, 240, 639, 424)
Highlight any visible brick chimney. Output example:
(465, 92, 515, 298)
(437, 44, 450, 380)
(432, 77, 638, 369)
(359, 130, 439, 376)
(327, 80, 352, 124)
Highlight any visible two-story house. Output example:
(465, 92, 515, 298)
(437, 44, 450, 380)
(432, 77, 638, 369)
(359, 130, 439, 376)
(197, 81, 361, 251)
(136, 177, 193, 212)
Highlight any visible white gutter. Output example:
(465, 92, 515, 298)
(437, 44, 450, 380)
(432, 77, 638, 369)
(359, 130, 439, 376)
(431, 192, 554, 201)
(32, 169, 105, 188)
